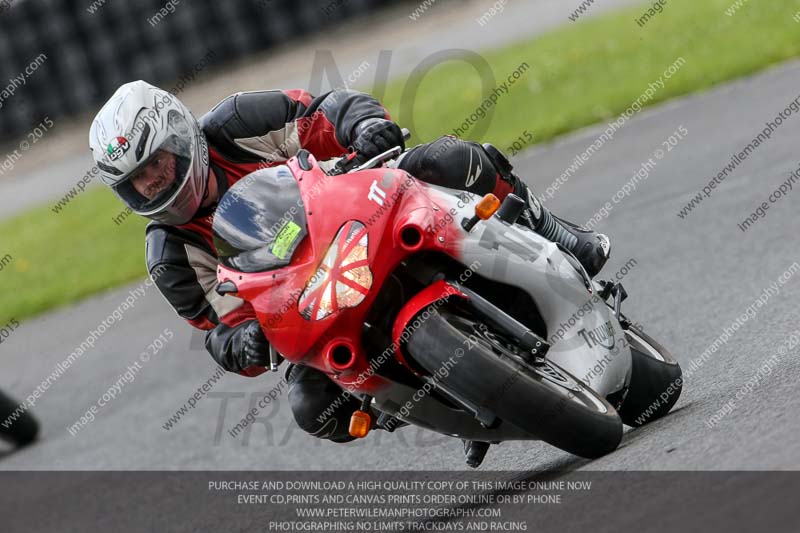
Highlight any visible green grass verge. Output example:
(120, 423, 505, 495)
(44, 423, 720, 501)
(0, 188, 148, 327)
(2, 0, 799, 326)
(379, 0, 800, 149)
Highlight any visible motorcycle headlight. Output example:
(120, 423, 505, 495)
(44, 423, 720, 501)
(298, 221, 372, 321)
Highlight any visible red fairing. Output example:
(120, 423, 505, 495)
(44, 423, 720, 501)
(216, 153, 465, 395)
(390, 280, 468, 372)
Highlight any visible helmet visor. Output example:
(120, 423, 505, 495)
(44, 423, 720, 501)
(112, 133, 193, 213)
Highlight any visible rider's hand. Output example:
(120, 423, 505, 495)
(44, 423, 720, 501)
(351, 118, 405, 161)
(237, 320, 273, 368)
(205, 319, 274, 373)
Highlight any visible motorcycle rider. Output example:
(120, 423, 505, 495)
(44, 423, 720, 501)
(90, 80, 609, 466)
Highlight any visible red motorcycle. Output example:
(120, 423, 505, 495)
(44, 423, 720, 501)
(212, 146, 682, 462)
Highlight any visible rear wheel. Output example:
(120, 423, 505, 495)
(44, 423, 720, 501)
(0, 390, 39, 447)
(617, 326, 683, 427)
(406, 306, 623, 459)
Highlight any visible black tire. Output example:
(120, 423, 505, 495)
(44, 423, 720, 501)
(0, 390, 39, 447)
(617, 326, 683, 427)
(406, 307, 623, 459)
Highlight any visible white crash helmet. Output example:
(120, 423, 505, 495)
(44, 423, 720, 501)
(89, 80, 209, 225)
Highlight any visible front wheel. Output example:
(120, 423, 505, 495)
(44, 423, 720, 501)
(406, 306, 623, 459)
(617, 326, 683, 427)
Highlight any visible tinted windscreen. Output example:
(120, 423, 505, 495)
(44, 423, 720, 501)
(212, 166, 308, 273)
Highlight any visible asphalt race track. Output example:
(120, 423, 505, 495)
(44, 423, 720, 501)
(2, 58, 800, 531)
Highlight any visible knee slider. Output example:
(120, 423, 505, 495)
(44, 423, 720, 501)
(398, 135, 501, 194)
(426, 137, 499, 194)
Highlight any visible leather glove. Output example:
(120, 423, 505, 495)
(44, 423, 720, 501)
(351, 118, 405, 161)
(205, 319, 273, 373)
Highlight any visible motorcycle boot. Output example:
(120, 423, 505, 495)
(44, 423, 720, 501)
(482, 144, 611, 277)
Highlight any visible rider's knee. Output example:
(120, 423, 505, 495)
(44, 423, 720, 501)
(397, 135, 499, 195)
(286, 364, 359, 443)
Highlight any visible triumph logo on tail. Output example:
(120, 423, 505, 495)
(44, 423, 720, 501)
(578, 320, 616, 349)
